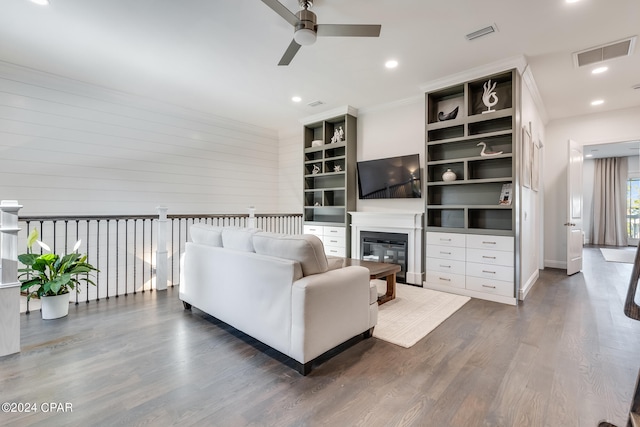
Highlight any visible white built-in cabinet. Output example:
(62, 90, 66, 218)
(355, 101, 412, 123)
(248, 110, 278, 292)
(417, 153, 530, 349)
(424, 69, 522, 305)
(303, 224, 346, 258)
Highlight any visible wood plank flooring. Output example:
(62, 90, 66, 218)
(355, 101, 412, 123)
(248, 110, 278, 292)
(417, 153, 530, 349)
(2, 246, 640, 426)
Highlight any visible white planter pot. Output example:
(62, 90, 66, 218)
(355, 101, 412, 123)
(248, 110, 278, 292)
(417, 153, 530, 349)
(41, 294, 70, 320)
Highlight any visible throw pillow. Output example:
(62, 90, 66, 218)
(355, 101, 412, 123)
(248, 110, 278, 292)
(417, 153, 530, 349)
(253, 232, 329, 276)
(190, 223, 223, 247)
(222, 227, 261, 252)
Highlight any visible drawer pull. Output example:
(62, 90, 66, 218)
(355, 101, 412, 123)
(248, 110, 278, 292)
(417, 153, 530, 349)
(482, 241, 496, 245)
(440, 238, 451, 242)
(329, 240, 338, 243)
(439, 264, 451, 269)
(482, 270, 496, 274)
(329, 230, 338, 233)
(329, 250, 338, 253)
(482, 284, 496, 289)
(482, 256, 496, 259)
(440, 251, 451, 255)
(439, 277, 451, 282)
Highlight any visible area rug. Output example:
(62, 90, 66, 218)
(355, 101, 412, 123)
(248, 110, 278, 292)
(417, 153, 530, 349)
(600, 248, 636, 264)
(372, 281, 470, 348)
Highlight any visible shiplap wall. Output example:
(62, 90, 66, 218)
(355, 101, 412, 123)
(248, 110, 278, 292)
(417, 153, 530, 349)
(0, 62, 280, 216)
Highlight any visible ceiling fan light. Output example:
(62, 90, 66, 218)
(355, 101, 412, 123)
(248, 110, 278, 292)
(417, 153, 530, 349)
(294, 28, 317, 46)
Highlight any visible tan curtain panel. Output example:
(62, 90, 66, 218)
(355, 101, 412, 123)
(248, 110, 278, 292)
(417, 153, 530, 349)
(591, 157, 628, 246)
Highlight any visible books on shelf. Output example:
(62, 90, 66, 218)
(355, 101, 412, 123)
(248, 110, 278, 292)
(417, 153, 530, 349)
(499, 183, 512, 205)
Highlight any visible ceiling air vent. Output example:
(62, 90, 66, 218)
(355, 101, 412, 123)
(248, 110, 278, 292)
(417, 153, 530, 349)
(573, 36, 637, 67)
(465, 25, 497, 41)
(307, 100, 325, 107)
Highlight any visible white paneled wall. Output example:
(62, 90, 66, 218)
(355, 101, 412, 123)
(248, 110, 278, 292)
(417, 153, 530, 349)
(0, 62, 280, 216)
(278, 128, 303, 213)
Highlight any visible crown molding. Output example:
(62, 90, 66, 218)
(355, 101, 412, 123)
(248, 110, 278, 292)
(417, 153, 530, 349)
(299, 105, 358, 125)
(521, 63, 549, 125)
(419, 55, 528, 93)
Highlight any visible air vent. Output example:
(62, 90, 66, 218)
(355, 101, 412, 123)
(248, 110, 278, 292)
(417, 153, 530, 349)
(465, 25, 497, 41)
(573, 36, 636, 67)
(307, 100, 325, 107)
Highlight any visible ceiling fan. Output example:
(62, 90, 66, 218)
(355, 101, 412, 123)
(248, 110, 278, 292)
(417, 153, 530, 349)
(260, 0, 382, 66)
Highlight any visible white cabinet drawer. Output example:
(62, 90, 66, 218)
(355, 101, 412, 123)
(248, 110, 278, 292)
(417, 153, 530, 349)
(466, 248, 513, 267)
(466, 262, 513, 282)
(426, 244, 466, 261)
(303, 225, 323, 236)
(466, 276, 513, 297)
(427, 258, 466, 275)
(324, 226, 346, 237)
(324, 246, 346, 257)
(426, 271, 465, 289)
(466, 234, 513, 252)
(426, 232, 465, 248)
(322, 235, 345, 248)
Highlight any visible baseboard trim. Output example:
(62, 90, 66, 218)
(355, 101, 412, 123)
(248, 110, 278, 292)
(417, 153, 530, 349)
(544, 259, 566, 269)
(519, 269, 540, 301)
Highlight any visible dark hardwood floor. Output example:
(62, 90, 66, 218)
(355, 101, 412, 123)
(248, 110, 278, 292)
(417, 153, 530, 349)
(2, 246, 639, 426)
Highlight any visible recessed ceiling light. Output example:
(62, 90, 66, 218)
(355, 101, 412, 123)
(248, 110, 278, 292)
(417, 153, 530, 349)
(592, 66, 608, 74)
(30, 0, 50, 5)
(385, 60, 398, 69)
(585, 154, 593, 158)
(566, 0, 580, 3)
(591, 99, 605, 106)
(291, 96, 302, 103)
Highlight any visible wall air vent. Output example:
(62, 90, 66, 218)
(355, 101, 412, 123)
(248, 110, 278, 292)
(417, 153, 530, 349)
(307, 100, 325, 107)
(465, 25, 497, 41)
(573, 36, 637, 68)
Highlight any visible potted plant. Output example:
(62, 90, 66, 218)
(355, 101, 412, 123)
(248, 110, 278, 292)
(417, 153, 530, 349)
(18, 229, 98, 319)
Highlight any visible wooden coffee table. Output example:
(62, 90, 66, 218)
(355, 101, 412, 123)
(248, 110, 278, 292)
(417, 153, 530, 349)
(341, 258, 402, 305)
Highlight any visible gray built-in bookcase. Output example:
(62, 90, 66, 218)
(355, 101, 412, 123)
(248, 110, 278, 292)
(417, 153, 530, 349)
(303, 113, 357, 257)
(424, 69, 521, 305)
(426, 69, 516, 235)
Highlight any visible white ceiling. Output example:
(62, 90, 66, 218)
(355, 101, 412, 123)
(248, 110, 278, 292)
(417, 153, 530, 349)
(1, 0, 639, 132)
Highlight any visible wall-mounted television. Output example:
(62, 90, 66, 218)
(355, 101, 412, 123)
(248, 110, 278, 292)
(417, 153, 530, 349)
(356, 154, 422, 199)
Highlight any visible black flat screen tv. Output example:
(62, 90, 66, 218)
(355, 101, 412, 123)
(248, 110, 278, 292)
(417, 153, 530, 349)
(356, 154, 422, 199)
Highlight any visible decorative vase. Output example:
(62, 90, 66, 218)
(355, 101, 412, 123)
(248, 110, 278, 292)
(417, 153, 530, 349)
(41, 293, 70, 320)
(442, 169, 457, 182)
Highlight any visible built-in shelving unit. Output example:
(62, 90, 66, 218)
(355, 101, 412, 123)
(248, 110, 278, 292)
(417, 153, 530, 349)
(425, 70, 516, 236)
(424, 69, 520, 305)
(303, 113, 357, 257)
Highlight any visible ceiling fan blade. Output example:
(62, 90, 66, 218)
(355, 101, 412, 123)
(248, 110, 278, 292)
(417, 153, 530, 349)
(260, 0, 299, 26)
(278, 39, 302, 66)
(316, 24, 381, 37)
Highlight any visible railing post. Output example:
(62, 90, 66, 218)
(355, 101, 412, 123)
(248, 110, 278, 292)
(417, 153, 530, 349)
(156, 207, 168, 291)
(0, 200, 22, 357)
(248, 206, 256, 229)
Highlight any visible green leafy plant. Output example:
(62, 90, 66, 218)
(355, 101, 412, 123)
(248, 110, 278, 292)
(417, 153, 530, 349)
(18, 228, 99, 301)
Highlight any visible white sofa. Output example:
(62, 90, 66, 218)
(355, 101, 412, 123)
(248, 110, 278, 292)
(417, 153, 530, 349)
(179, 225, 378, 375)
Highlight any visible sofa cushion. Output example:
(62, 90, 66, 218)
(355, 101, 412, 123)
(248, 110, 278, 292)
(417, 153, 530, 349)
(253, 233, 329, 276)
(222, 227, 260, 252)
(190, 224, 223, 247)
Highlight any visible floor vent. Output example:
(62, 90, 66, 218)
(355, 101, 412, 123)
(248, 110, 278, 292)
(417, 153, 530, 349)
(573, 36, 636, 68)
(465, 25, 497, 41)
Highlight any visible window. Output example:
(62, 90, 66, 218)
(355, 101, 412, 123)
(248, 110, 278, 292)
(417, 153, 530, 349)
(628, 178, 640, 243)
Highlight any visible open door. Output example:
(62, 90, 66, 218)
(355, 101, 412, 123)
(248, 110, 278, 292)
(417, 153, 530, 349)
(566, 139, 583, 275)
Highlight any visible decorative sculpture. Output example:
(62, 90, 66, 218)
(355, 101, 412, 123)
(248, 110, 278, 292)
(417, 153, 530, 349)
(438, 106, 459, 121)
(477, 141, 503, 157)
(330, 126, 344, 144)
(312, 164, 320, 174)
(334, 165, 342, 172)
(442, 168, 457, 182)
(482, 79, 499, 114)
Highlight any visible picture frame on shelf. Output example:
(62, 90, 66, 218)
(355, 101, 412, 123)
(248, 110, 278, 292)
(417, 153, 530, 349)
(521, 125, 532, 188)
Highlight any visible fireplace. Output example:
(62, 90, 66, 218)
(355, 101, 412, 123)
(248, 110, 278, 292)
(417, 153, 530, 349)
(349, 212, 423, 286)
(360, 231, 408, 283)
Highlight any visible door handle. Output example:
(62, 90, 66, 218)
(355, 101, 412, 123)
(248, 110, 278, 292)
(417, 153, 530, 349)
(564, 222, 576, 226)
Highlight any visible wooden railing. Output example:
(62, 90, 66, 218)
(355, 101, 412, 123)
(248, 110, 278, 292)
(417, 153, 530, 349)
(17, 210, 303, 310)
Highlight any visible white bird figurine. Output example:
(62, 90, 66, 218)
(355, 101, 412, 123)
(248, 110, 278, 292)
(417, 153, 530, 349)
(477, 141, 503, 157)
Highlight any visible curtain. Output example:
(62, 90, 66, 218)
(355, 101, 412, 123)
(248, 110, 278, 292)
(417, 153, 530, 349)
(591, 157, 629, 246)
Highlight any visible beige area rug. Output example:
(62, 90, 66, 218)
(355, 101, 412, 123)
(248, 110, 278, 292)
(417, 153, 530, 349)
(372, 281, 470, 348)
(600, 248, 636, 264)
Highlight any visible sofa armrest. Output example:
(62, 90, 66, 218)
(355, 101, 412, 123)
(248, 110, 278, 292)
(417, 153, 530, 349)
(290, 265, 373, 363)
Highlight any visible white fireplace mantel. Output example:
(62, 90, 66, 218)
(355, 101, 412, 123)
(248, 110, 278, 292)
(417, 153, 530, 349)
(349, 212, 423, 285)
